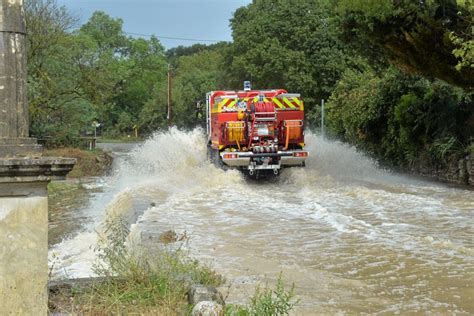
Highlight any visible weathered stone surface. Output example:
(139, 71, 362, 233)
(467, 153, 474, 185)
(0, 138, 42, 157)
(458, 158, 467, 184)
(0, 0, 39, 156)
(191, 301, 224, 316)
(0, 0, 28, 139)
(0, 2, 75, 315)
(0, 195, 48, 315)
(188, 284, 225, 306)
(0, 157, 76, 185)
(0, 0, 26, 33)
(411, 153, 474, 186)
(444, 154, 474, 186)
(0, 138, 37, 145)
(0, 181, 47, 197)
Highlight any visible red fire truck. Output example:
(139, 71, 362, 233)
(206, 83, 309, 178)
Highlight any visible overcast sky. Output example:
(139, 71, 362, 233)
(57, 0, 252, 49)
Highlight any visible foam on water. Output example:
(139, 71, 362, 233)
(48, 128, 474, 314)
(124, 127, 243, 191)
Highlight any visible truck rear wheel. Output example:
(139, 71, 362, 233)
(207, 145, 228, 170)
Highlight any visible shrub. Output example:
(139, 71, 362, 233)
(49, 216, 223, 314)
(225, 274, 299, 316)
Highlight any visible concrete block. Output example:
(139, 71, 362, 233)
(0, 195, 48, 315)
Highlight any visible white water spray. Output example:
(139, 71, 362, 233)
(48, 128, 474, 314)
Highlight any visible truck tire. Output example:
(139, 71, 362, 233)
(207, 145, 228, 171)
(206, 143, 212, 162)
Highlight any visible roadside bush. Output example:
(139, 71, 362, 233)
(49, 216, 223, 314)
(327, 66, 473, 168)
(429, 136, 464, 163)
(225, 274, 299, 316)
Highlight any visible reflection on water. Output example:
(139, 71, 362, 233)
(48, 178, 108, 245)
(49, 128, 474, 314)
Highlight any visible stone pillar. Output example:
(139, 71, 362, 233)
(0, 160, 75, 314)
(0, 0, 75, 314)
(0, 0, 40, 156)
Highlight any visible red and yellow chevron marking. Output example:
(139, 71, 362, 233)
(212, 98, 236, 113)
(273, 97, 304, 110)
(212, 96, 303, 113)
(270, 96, 304, 110)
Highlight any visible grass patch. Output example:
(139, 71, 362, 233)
(49, 216, 298, 315)
(49, 216, 224, 314)
(225, 274, 299, 316)
(43, 147, 112, 178)
(48, 181, 84, 196)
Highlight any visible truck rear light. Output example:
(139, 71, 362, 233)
(293, 151, 308, 157)
(223, 153, 238, 159)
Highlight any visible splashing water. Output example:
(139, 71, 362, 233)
(49, 128, 474, 314)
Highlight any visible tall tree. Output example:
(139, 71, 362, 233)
(172, 49, 226, 128)
(336, 0, 473, 90)
(25, 0, 94, 144)
(227, 0, 362, 124)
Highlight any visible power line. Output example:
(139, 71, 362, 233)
(123, 31, 226, 43)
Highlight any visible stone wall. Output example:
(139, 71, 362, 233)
(440, 153, 474, 186)
(413, 153, 474, 186)
(467, 154, 474, 185)
(0, 191, 48, 315)
(0, 158, 75, 315)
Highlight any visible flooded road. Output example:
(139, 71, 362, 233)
(49, 129, 474, 314)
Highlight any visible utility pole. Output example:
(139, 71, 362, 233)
(167, 64, 172, 127)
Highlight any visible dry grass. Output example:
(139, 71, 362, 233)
(43, 148, 112, 178)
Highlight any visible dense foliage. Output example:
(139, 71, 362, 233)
(327, 66, 472, 167)
(226, 0, 362, 123)
(26, 1, 168, 143)
(336, 0, 473, 89)
(26, 0, 473, 171)
(328, 0, 473, 168)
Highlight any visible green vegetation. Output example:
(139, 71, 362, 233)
(27, 0, 473, 172)
(225, 274, 299, 316)
(326, 66, 472, 168)
(26, 0, 168, 143)
(335, 0, 473, 89)
(49, 215, 298, 315)
(226, 0, 362, 123)
(49, 217, 224, 314)
(97, 136, 144, 143)
(94, 217, 223, 288)
(226, 0, 473, 171)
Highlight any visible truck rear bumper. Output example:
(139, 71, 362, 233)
(220, 150, 308, 169)
(222, 157, 251, 167)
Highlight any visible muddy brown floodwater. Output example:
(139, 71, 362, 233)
(49, 129, 474, 315)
